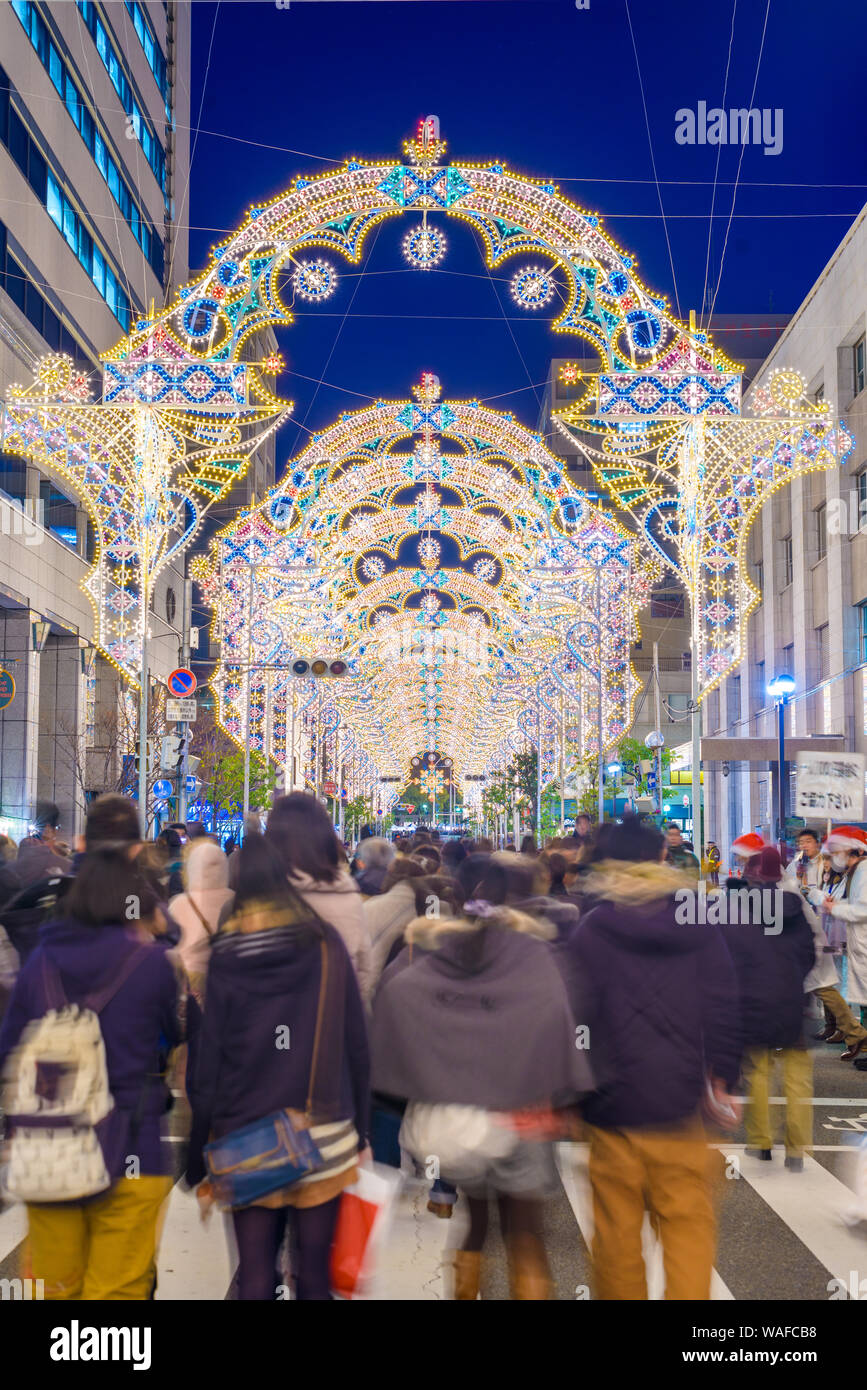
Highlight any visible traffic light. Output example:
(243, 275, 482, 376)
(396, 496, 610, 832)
(134, 739, 157, 778)
(161, 733, 186, 770)
(289, 657, 349, 678)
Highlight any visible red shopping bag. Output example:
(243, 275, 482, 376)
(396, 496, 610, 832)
(330, 1164, 401, 1299)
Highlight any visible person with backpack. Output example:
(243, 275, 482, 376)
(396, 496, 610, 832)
(168, 840, 233, 1006)
(0, 798, 180, 1300)
(185, 831, 370, 1301)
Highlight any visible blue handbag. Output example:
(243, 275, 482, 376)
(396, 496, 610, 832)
(204, 939, 329, 1207)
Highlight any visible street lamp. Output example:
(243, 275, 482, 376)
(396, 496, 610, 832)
(767, 672, 796, 857)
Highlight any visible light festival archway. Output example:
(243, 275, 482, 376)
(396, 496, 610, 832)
(0, 119, 852, 788)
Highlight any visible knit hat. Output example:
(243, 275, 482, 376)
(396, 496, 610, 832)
(748, 845, 783, 883)
(824, 825, 867, 853)
(731, 831, 767, 858)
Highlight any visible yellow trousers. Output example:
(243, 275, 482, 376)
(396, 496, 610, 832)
(587, 1122, 716, 1301)
(743, 1047, 812, 1157)
(26, 1174, 173, 1300)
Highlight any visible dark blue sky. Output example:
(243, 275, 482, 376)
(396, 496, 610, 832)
(189, 0, 867, 463)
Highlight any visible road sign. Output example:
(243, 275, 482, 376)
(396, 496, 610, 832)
(153, 779, 173, 801)
(167, 667, 197, 697)
(166, 697, 197, 722)
(0, 669, 15, 711)
(323, 780, 337, 796)
(185, 775, 201, 794)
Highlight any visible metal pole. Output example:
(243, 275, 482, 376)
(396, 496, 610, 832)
(535, 681, 542, 839)
(596, 579, 604, 825)
(138, 621, 149, 836)
(242, 562, 254, 818)
(691, 619, 703, 860)
(559, 690, 565, 834)
(653, 642, 664, 815)
(777, 697, 786, 855)
(286, 680, 295, 793)
(178, 569, 191, 822)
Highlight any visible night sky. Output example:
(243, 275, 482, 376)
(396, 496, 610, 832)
(187, 0, 867, 467)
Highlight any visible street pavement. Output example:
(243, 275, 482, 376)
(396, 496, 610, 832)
(1, 1031, 865, 1300)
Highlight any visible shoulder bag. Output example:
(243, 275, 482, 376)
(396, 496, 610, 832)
(203, 936, 330, 1208)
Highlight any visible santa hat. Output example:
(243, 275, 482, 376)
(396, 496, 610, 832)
(731, 832, 767, 858)
(824, 825, 867, 853)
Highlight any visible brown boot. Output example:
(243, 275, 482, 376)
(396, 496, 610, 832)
(451, 1250, 481, 1300)
(507, 1235, 554, 1300)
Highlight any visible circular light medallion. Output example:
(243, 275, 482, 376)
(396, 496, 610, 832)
(292, 259, 338, 302)
(510, 265, 555, 309)
(402, 224, 447, 270)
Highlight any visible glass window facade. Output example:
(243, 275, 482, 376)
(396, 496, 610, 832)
(6, 12, 164, 281)
(75, 0, 166, 192)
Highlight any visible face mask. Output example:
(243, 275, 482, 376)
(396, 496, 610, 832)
(831, 852, 850, 871)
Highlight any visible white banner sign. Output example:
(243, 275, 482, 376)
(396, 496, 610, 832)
(795, 751, 865, 820)
(166, 698, 197, 723)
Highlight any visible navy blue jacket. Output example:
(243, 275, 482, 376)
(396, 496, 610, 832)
(720, 878, 816, 1050)
(185, 914, 370, 1186)
(566, 882, 741, 1129)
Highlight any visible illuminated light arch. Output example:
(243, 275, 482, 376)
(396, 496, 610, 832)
(555, 366, 856, 698)
(195, 376, 661, 780)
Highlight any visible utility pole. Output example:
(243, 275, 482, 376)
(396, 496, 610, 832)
(178, 567, 191, 822)
(653, 642, 664, 815)
(596, 566, 604, 826)
(138, 623, 149, 836)
(242, 560, 254, 818)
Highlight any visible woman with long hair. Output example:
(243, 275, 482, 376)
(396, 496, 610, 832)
(186, 831, 369, 1301)
(265, 793, 372, 1002)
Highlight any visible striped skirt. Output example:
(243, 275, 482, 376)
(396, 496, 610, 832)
(245, 1118, 360, 1210)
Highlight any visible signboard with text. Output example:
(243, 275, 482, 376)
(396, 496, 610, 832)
(166, 698, 197, 722)
(795, 751, 865, 821)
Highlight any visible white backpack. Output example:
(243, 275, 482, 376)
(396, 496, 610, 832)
(2, 947, 149, 1203)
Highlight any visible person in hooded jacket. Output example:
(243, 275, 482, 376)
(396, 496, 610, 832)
(0, 799, 180, 1301)
(371, 855, 592, 1300)
(0, 802, 72, 965)
(721, 845, 816, 1169)
(169, 839, 234, 1005)
(565, 816, 741, 1301)
(364, 856, 425, 992)
(185, 831, 370, 1301)
(264, 793, 372, 1004)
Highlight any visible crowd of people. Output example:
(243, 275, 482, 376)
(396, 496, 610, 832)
(0, 793, 864, 1301)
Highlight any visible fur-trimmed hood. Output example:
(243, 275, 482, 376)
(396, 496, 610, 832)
(582, 859, 685, 909)
(404, 905, 555, 950)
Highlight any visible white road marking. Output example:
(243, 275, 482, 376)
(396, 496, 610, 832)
(731, 1145, 867, 1291)
(154, 1183, 237, 1301)
(554, 1142, 734, 1301)
(0, 1203, 27, 1266)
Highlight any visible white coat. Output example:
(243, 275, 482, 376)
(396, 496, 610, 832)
(827, 858, 867, 1005)
(781, 870, 839, 992)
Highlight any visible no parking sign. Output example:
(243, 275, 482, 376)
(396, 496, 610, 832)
(167, 667, 197, 698)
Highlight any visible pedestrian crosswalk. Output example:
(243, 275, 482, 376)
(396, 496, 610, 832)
(0, 1141, 864, 1300)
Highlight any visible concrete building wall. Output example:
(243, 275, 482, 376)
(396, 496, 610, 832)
(0, 0, 191, 838)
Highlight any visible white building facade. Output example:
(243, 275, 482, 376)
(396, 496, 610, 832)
(703, 205, 867, 868)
